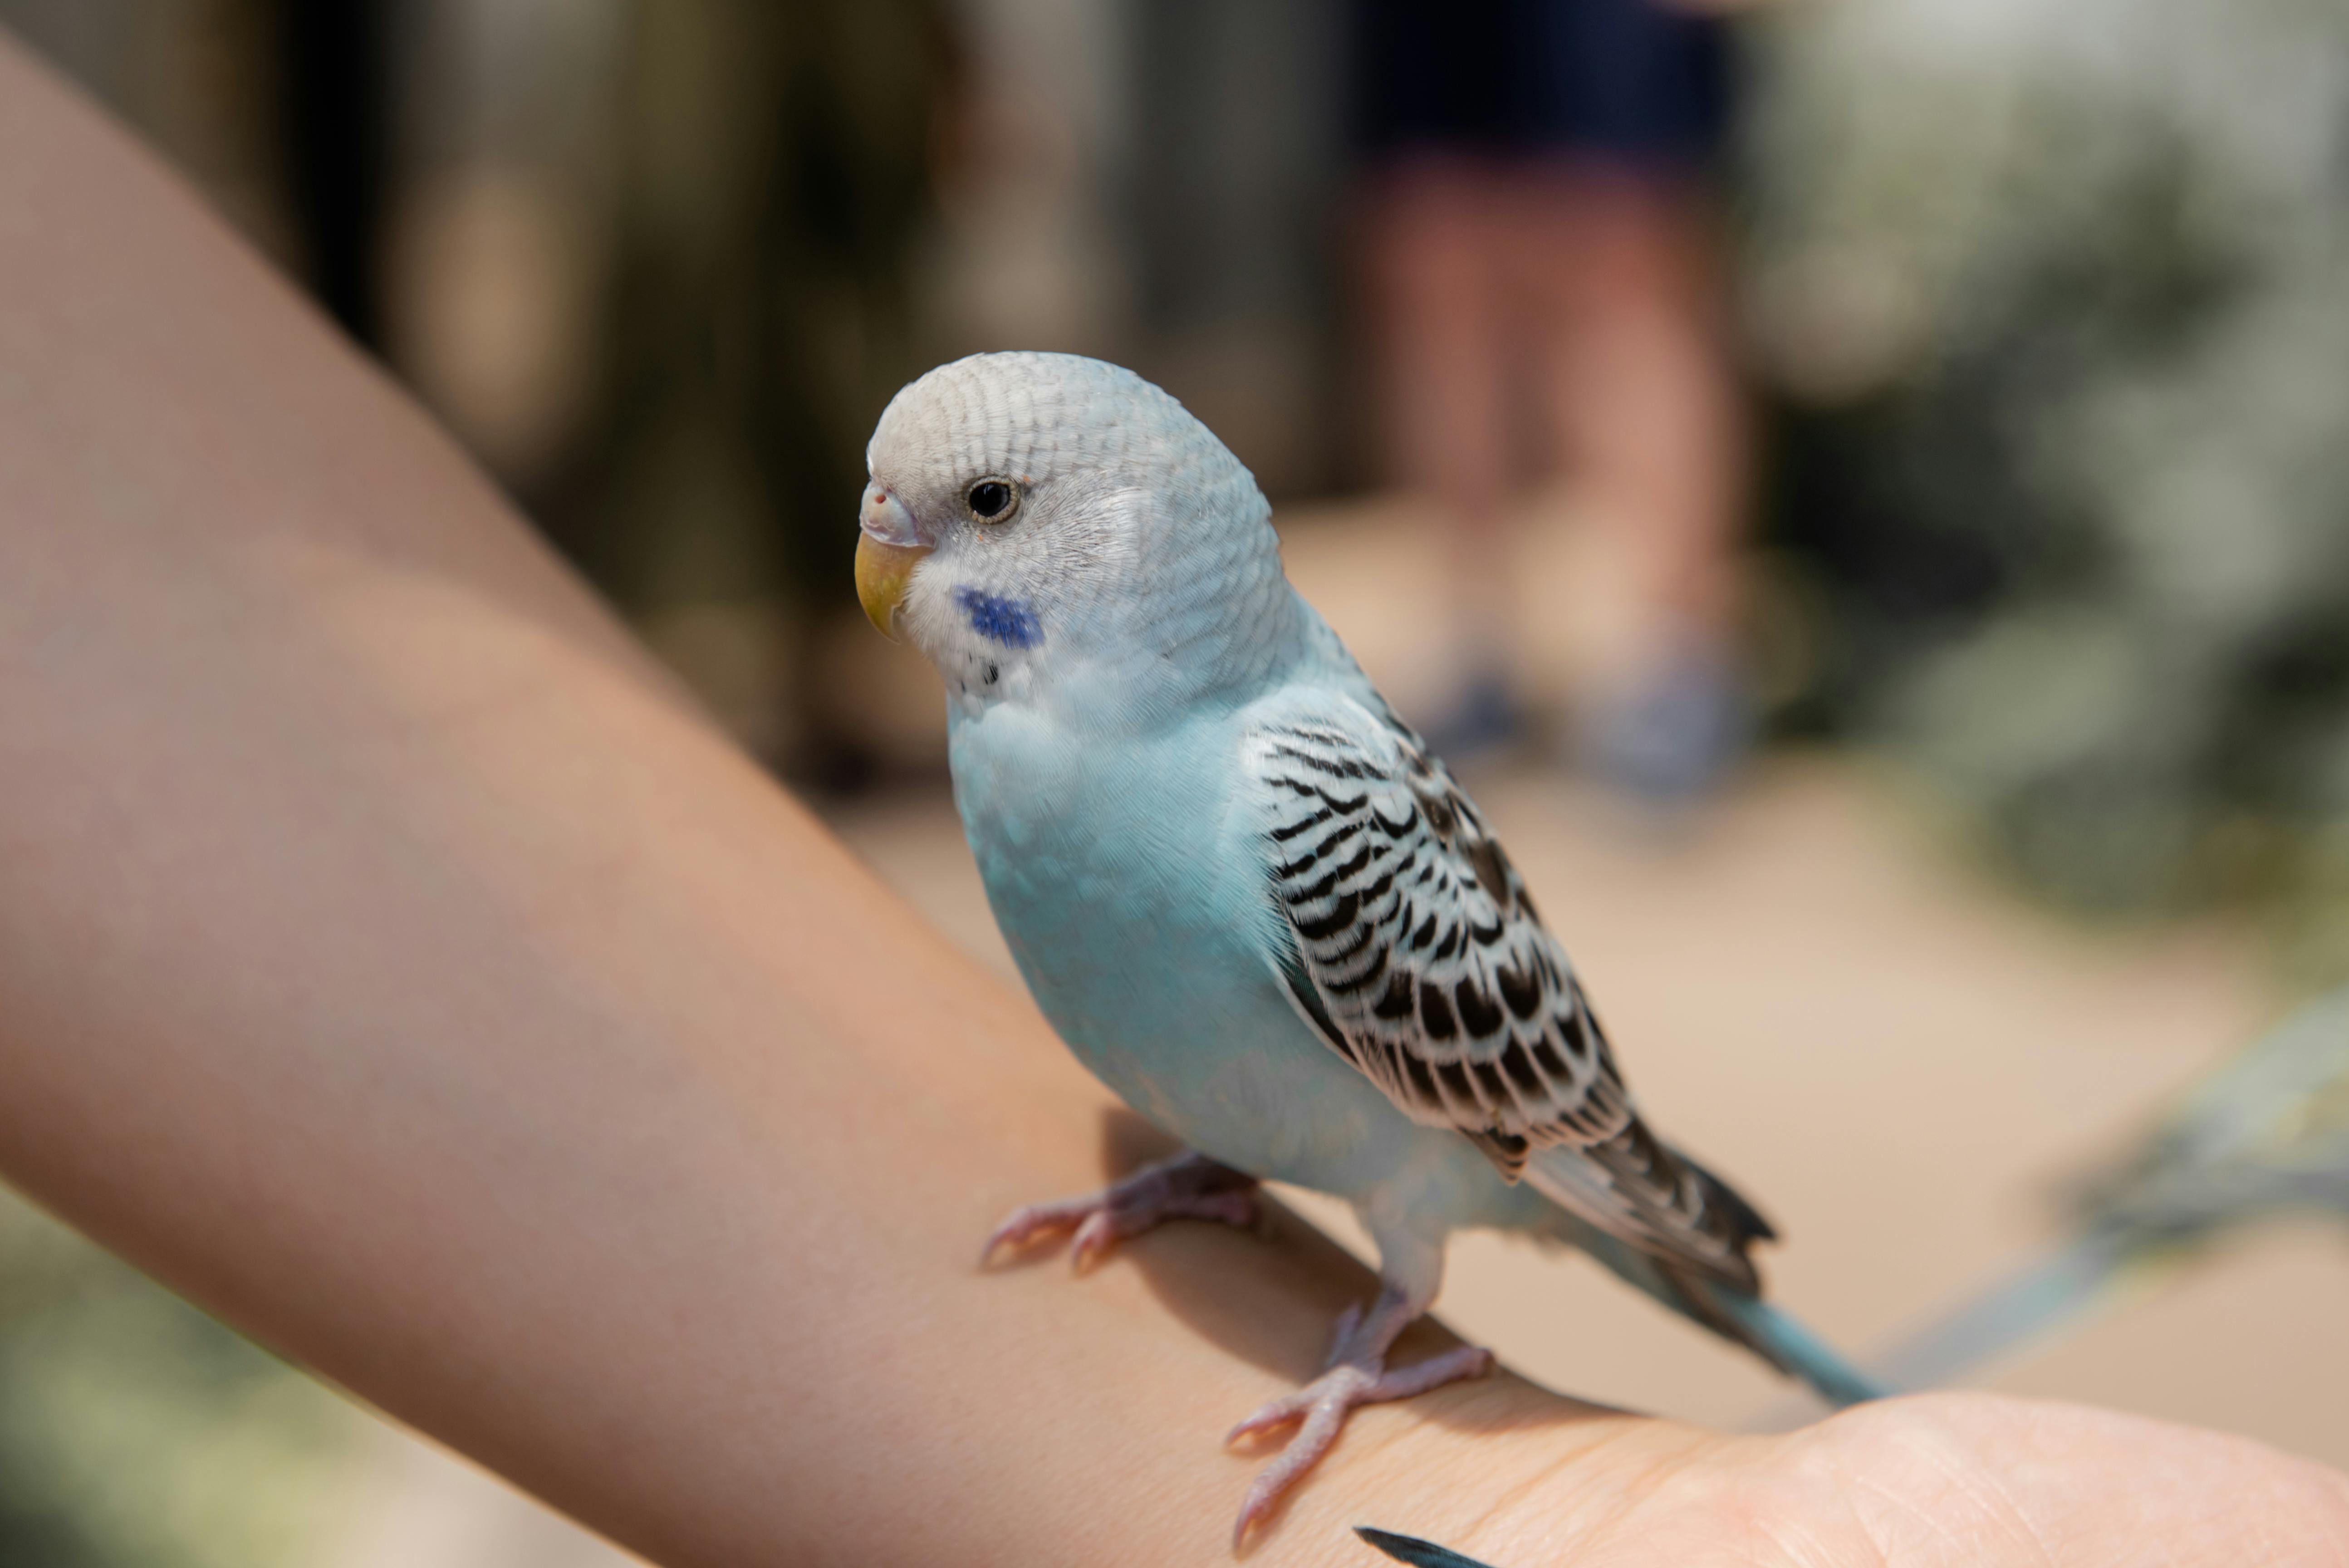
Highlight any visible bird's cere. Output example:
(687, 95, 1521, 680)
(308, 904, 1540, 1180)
(860, 481, 923, 548)
(854, 482, 929, 639)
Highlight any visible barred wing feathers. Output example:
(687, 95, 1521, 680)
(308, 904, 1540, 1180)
(1243, 695, 1766, 1292)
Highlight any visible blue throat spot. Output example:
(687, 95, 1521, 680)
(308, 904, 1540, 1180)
(953, 587, 1043, 649)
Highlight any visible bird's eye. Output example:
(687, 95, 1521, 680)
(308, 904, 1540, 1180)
(966, 479, 1018, 522)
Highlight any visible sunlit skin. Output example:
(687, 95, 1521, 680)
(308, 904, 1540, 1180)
(0, 31, 2342, 1568)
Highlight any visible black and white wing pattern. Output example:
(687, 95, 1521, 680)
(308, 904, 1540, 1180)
(1244, 693, 1766, 1290)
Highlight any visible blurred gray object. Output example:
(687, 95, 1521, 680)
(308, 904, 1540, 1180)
(1743, 0, 2349, 981)
(1120, 0, 1348, 498)
(1877, 982, 2349, 1390)
(0, 1190, 353, 1568)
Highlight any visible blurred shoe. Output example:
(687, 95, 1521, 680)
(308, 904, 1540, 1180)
(1581, 633, 1751, 807)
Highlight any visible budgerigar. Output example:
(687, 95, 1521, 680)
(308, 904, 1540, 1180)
(853, 353, 1881, 1542)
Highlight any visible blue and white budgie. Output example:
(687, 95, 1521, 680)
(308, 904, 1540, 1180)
(852, 353, 1881, 1541)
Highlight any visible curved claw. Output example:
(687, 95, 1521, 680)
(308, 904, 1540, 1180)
(1228, 1348, 1496, 1548)
(1070, 1208, 1122, 1273)
(1226, 1363, 1372, 1446)
(978, 1199, 1092, 1265)
(979, 1154, 1261, 1271)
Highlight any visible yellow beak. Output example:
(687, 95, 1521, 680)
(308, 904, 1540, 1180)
(855, 532, 931, 641)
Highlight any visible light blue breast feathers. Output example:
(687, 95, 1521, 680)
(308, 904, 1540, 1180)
(947, 695, 1451, 1196)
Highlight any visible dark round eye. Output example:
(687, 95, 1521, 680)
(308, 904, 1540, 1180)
(966, 479, 1018, 521)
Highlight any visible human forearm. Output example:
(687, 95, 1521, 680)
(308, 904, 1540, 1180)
(0, 34, 1633, 1568)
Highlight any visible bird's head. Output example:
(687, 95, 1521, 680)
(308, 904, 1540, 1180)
(855, 352, 1301, 720)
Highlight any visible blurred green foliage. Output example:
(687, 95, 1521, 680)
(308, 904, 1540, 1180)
(0, 1192, 352, 1568)
(1746, 0, 2349, 986)
(551, 0, 949, 613)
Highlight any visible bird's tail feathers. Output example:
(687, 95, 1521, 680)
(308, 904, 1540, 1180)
(1677, 1147, 1779, 1245)
(1682, 1277, 1890, 1408)
(1527, 1141, 1883, 1406)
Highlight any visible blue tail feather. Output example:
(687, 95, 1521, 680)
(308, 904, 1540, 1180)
(1544, 1215, 1890, 1406)
(1712, 1289, 1890, 1407)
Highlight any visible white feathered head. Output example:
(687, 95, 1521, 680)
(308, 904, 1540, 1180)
(856, 352, 1302, 719)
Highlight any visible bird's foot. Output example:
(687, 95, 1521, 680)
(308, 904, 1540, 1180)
(1226, 1317, 1494, 1547)
(980, 1150, 1260, 1272)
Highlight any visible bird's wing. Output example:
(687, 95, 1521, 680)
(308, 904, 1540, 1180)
(1242, 690, 1761, 1287)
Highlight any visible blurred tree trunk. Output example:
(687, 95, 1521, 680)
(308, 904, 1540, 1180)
(539, 0, 952, 779)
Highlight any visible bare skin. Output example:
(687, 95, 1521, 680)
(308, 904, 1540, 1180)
(0, 29, 2345, 1568)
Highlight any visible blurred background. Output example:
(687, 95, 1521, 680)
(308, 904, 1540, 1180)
(4, 0, 2349, 1562)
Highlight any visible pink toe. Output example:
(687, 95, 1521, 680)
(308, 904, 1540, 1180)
(1184, 1190, 1259, 1230)
(1226, 1398, 1300, 1446)
(1233, 1473, 1284, 1548)
(1223, 1350, 1493, 1544)
(1232, 1401, 1346, 1545)
(977, 1220, 1025, 1264)
(1375, 1345, 1495, 1399)
(1069, 1209, 1120, 1271)
(979, 1207, 1053, 1262)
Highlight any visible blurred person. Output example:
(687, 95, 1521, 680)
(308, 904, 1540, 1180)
(1353, 0, 1749, 803)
